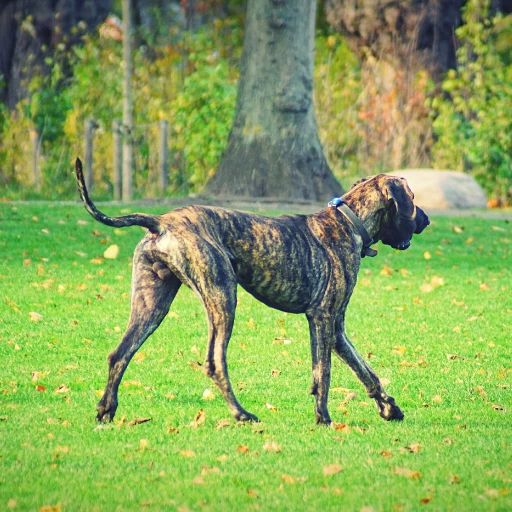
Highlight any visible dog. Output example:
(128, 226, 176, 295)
(74, 158, 429, 425)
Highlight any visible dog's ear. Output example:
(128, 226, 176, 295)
(383, 177, 416, 219)
(349, 177, 370, 191)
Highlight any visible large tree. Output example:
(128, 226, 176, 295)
(205, 0, 342, 201)
(0, 0, 111, 109)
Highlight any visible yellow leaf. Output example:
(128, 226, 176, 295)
(134, 352, 146, 364)
(392, 346, 407, 356)
(281, 474, 295, 484)
(29, 311, 43, 322)
(265, 402, 278, 411)
(393, 467, 421, 479)
(380, 266, 393, 276)
(202, 388, 215, 400)
(423, 251, 431, 260)
(215, 419, 231, 429)
(180, 449, 195, 458)
(39, 504, 62, 512)
(103, 244, 119, 259)
(263, 441, 281, 453)
(432, 394, 443, 403)
(323, 463, 343, 476)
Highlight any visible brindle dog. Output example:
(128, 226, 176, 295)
(74, 159, 429, 425)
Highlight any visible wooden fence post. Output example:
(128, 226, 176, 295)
(84, 118, 96, 193)
(122, 0, 134, 201)
(158, 119, 169, 193)
(30, 130, 41, 193)
(112, 120, 122, 200)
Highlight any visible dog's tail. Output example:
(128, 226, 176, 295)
(75, 158, 162, 235)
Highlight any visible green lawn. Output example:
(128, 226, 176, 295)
(0, 202, 511, 511)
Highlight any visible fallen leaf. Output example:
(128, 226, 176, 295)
(7, 499, 17, 509)
(167, 427, 179, 434)
(492, 404, 504, 411)
(432, 394, 443, 403)
(103, 244, 119, 259)
(35, 385, 46, 392)
(392, 346, 407, 356)
(190, 409, 206, 428)
(265, 402, 278, 412)
(323, 463, 343, 476)
(407, 443, 421, 453)
(263, 441, 281, 453)
(394, 467, 421, 479)
(423, 251, 431, 260)
(134, 352, 146, 363)
(179, 450, 195, 458)
(128, 417, 152, 427)
(443, 438, 455, 445)
(330, 422, 350, 434)
(282, 474, 295, 484)
(201, 466, 221, 475)
(139, 439, 149, 449)
(485, 489, 499, 498)
(202, 388, 215, 401)
(192, 476, 205, 485)
(215, 419, 231, 429)
(90, 258, 103, 265)
(271, 369, 281, 377)
(380, 266, 393, 276)
(380, 451, 392, 457)
(54, 385, 70, 394)
(39, 505, 62, 512)
(420, 496, 433, 504)
(480, 283, 490, 291)
(452, 225, 464, 233)
(448, 475, 460, 484)
(237, 445, 249, 454)
(247, 490, 258, 498)
(29, 312, 43, 322)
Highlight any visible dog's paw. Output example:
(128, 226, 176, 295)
(96, 400, 117, 423)
(378, 399, 404, 421)
(235, 411, 260, 423)
(315, 413, 332, 426)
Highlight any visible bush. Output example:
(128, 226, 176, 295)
(431, 0, 512, 203)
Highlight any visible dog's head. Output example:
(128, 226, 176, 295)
(377, 176, 430, 250)
(346, 175, 429, 251)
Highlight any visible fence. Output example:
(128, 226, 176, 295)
(27, 118, 171, 201)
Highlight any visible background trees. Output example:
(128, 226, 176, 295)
(205, 0, 342, 200)
(0, 0, 511, 202)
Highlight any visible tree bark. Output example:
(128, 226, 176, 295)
(0, 0, 111, 109)
(205, 0, 342, 201)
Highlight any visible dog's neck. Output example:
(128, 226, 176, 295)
(339, 193, 388, 255)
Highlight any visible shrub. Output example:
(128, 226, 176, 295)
(431, 0, 512, 202)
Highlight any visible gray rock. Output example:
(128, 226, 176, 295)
(386, 169, 487, 209)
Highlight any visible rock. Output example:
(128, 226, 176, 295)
(387, 170, 487, 210)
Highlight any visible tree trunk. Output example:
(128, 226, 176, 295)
(0, 0, 111, 109)
(205, 0, 342, 201)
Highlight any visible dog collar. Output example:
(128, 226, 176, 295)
(328, 198, 374, 252)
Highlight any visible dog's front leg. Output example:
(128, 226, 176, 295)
(307, 313, 335, 425)
(333, 320, 404, 421)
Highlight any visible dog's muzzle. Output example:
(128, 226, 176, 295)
(393, 240, 411, 251)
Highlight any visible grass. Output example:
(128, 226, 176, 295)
(0, 202, 511, 512)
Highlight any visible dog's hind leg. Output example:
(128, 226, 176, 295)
(333, 320, 404, 421)
(193, 259, 258, 422)
(307, 313, 335, 425)
(96, 256, 181, 422)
